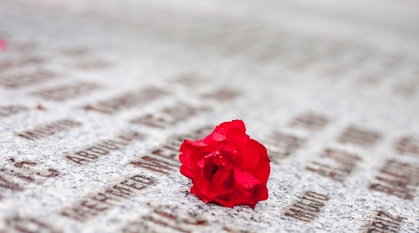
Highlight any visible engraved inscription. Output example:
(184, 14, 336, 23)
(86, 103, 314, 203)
(171, 73, 207, 87)
(222, 226, 255, 233)
(338, 126, 381, 147)
(61, 174, 156, 222)
(32, 82, 101, 101)
(121, 203, 208, 233)
(73, 58, 110, 70)
(130, 126, 212, 173)
(395, 136, 419, 157)
(393, 80, 418, 98)
(149, 138, 184, 163)
(131, 156, 179, 175)
(284, 191, 330, 222)
(181, 125, 214, 140)
(200, 88, 240, 102)
(0, 157, 59, 196)
(83, 86, 169, 114)
(306, 148, 362, 182)
(130, 102, 211, 129)
(0, 70, 56, 89)
(60, 47, 89, 57)
(365, 210, 404, 233)
(0, 56, 45, 73)
(66, 130, 146, 165)
(289, 112, 329, 130)
(4, 216, 62, 233)
(263, 131, 305, 164)
(369, 159, 419, 200)
(0, 105, 28, 118)
(16, 119, 82, 141)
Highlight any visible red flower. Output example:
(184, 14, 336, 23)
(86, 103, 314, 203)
(179, 120, 270, 208)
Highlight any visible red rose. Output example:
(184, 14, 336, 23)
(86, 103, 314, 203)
(179, 120, 270, 208)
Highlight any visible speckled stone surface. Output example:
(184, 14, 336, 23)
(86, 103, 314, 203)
(0, 0, 418, 232)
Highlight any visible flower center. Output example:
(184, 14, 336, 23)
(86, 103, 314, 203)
(213, 165, 219, 174)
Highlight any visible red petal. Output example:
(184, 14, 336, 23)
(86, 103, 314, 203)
(203, 120, 246, 144)
(180, 165, 196, 179)
(179, 153, 191, 166)
(251, 139, 270, 162)
(213, 149, 236, 170)
(213, 168, 234, 192)
(226, 130, 259, 170)
(226, 119, 246, 132)
(192, 173, 216, 200)
(258, 184, 269, 201)
(236, 184, 268, 209)
(190, 186, 210, 203)
(234, 170, 261, 189)
(217, 119, 245, 134)
(254, 160, 270, 183)
(197, 151, 216, 169)
(180, 139, 207, 154)
(210, 192, 237, 208)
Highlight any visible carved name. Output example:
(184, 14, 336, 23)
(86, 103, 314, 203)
(4, 216, 62, 233)
(32, 82, 101, 101)
(200, 88, 240, 102)
(0, 157, 59, 194)
(0, 56, 44, 73)
(66, 130, 145, 165)
(0, 70, 56, 89)
(0, 105, 28, 118)
(171, 74, 207, 87)
(369, 159, 419, 200)
(338, 125, 381, 147)
(131, 126, 213, 174)
(395, 136, 419, 157)
(16, 119, 82, 141)
(82, 86, 169, 114)
(284, 191, 330, 222)
(263, 131, 305, 164)
(130, 102, 211, 129)
(121, 203, 208, 233)
(289, 112, 329, 130)
(365, 210, 404, 233)
(306, 148, 362, 182)
(61, 174, 156, 222)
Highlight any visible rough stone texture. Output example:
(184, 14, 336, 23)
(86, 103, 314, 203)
(0, 0, 418, 232)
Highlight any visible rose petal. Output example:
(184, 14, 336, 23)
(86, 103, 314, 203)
(213, 150, 235, 170)
(225, 119, 246, 132)
(204, 119, 246, 144)
(226, 130, 260, 170)
(179, 153, 191, 166)
(254, 160, 270, 183)
(236, 184, 268, 209)
(212, 132, 226, 141)
(234, 170, 261, 189)
(197, 151, 216, 169)
(190, 185, 210, 203)
(210, 192, 237, 208)
(180, 165, 196, 179)
(180, 139, 208, 155)
(212, 168, 234, 192)
(251, 139, 270, 162)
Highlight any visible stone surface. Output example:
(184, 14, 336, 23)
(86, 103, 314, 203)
(0, 0, 418, 232)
